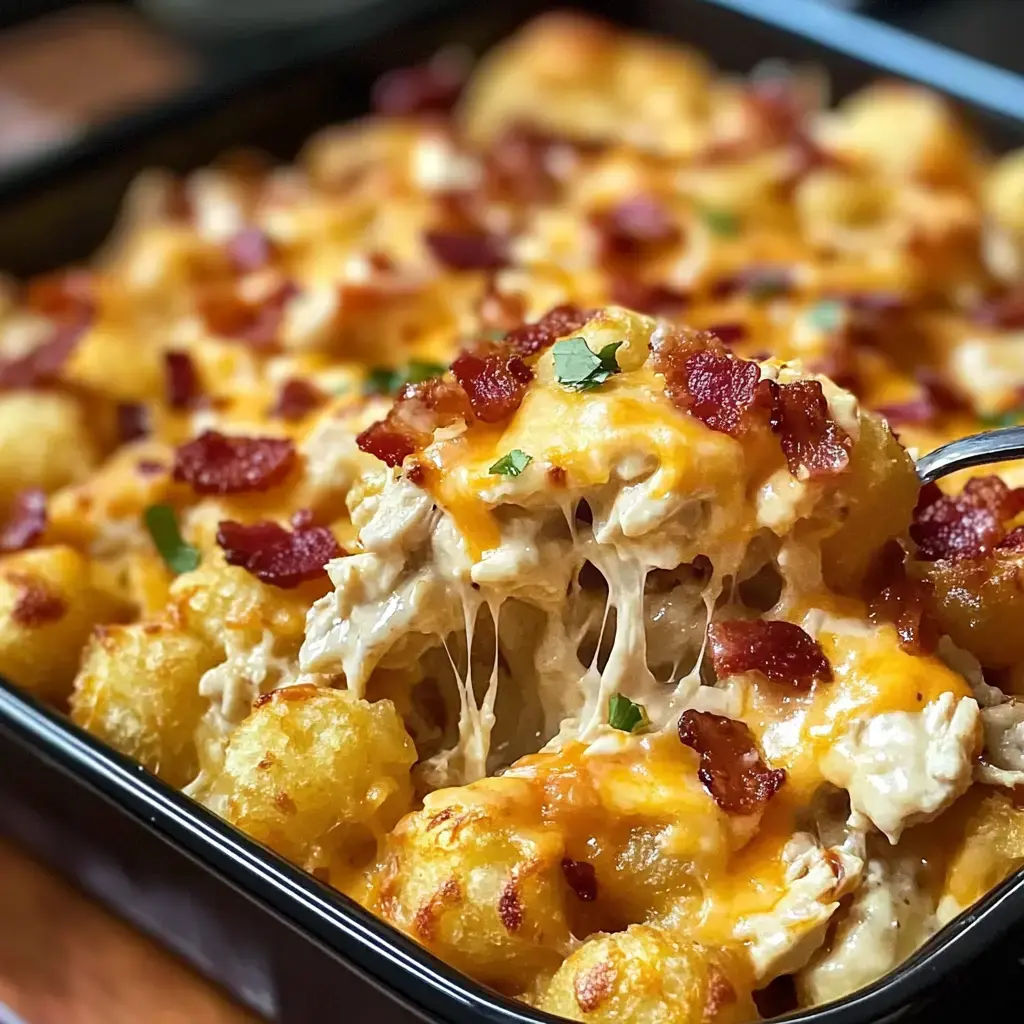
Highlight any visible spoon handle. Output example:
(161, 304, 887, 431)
(915, 426, 1024, 485)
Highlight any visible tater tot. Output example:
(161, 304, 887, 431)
(0, 391, 99, 512)
(203, 685, 415, 873)
(370, 776, 573, 992)
(0, 546, 129, 702)
(535, 926, 756, 1024)
(70, 620, 218, 787)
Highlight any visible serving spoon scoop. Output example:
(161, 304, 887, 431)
(915, 425, 1024, 485)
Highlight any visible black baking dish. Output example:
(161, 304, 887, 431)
(3, 0, 1024, 1020)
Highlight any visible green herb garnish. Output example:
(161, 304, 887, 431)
(608, 693, 648, 733)
(489, 449, 533, 477)
(697, 205, 741, 237)
(363, 360, 448, 396)
(807, 300, 845, 333)
(144, 504, 200, 575)
(980, 407, 1024, 428)
(553, 338, 623, 392)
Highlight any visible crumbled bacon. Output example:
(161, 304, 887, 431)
(999, 526, 1024, 551)
(164, 350, 202, 410)
(705, 322, 748, 346)
(561, 858, 598, 901)
(173, 430, 296, 494)
(270, 378, 326, 421)
(504, 303, 591, 357)
(0, 489, 47, 553)
(707, 619, 832, 689)
(371, 57, 465, 117)
(356, 377, 472, 468)
(677, 709, 786, 815)
(770, 379, 852, 478)
(911, 475, 1024, 561)
(196, 280, 298, 352)
(877, 369, 970, 427)
(865, 539, 939, 654)
(608, 277, 689, 316)
(227, 228, 275, 273)
(451, 341, 532, 423)
(424, 229, 508, 271)
(650, 328, 772, 437)
(116, 402, 150, 443)
(972, 288, 1024, 330)
(592, 196, 681, 256)
(484, 124, 565, 204)
(216, 519, 342, 589)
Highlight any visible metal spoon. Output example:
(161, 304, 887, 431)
(915, 425, 1024, 485)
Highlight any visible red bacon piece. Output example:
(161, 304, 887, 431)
(999, 526, 1024, 551)
(484, 124, 577, 204)
(865, 539, 938, 654)
(707, 619, 832, 689)
(911, 475, 1024, 561)
(877, 368, 970, 427)
(451, 342, 533, 424)
(116, 402, 150, 444)
(677, 709, 786, 815)
(216, 519, 342, 589)
(197, 280, 298, 352)
(770, 379, 852, 478)
(504, 304, 591, 357)
(424, 230, 508, 271)
(651, 329, 772, 437)
(593, 196, 680, 256)
(0, 489, 47, 553)
(371, 57, 465, 117)
(164, 350, 202, 410)
(608, 277, 690, 316)
(270, 378, 326, 421)
(356, 377, 472, 468)
(173, 430, 296, 495)
(227, 228, 275, 273)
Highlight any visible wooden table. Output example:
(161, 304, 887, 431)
(0, 839, 259, 1024)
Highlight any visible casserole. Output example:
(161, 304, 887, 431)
(2, 0, 1024, 1019)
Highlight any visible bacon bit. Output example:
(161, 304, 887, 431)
(356, 377, 472, 468)
(865, 539, 939, 654)
(173, 430, 296, 495)
(650, 328, 773, 438)
(771, 379, 852, 478)
(999, 525, 1024, 550)
(227, 228, 275, 273)
(371, 58, 465, 117)
(270, 378, 326, 421)
(497, 879, 523, 932)
(451, 342, 532, 423)
(164, 350, 202, 410)
(196, 280, 298, 352)
(216, 519, 342, 589)
(504, 303, 591, 358)
(705, 322, 748, 346)
(484, 124, 567, 203)
(135, 460, 166, 477)
(911, 475, 1024, 561)
(972, 288, 1024, 330)
(116, 402, 150, 443)
(7, 573, 66, 627)
(707, 619, 832, 689)
(0, 324, 85, 391)
(878, 368, 970, 427)
(608, 276, 690, 316)
(574, 961, 615, 1014)
(561, 858, 598, 901)
(0, 489, 47, 553)
(678, 709, 786, 815)
(593, 196, 681, 256)
(424, 229, 508, 271)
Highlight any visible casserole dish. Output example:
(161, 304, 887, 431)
(4, 1, 1024, 1021)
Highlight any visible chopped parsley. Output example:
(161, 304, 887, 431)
(807, 299, 845, 333)
(489, 449, 532, 477)
(697, 204, 740, 237)
(144, 504, 200, 575)
(608, 693, 648, 733)
(363, 360, 448, 396)
(980, 407, 1024, 428)
(553, 338, 623, 392)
